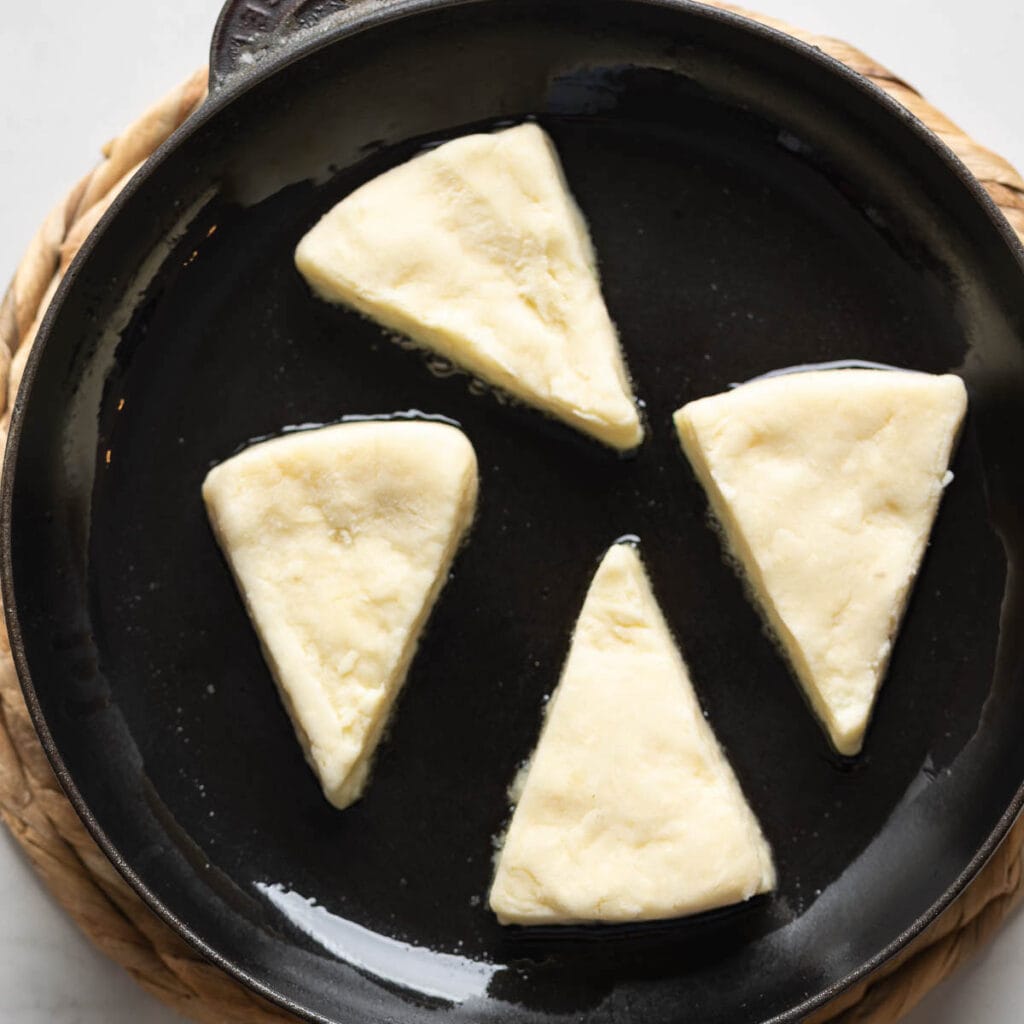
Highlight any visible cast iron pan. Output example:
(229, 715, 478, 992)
(5, 2, 1024, 1021)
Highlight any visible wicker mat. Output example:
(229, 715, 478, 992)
(1, 6, 1022, 1023)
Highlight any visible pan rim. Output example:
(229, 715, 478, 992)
(3, 2, 1023, 1022)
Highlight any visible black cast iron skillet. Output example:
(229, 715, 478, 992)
(5, 2, 1024, 1021)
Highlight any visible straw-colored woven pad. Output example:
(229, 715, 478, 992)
(1, 7, 1022, 1023)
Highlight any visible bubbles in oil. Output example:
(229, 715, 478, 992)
(425, 356, 459, 379)
(388, 330, 419, 351)
(380, 326, 517, 406)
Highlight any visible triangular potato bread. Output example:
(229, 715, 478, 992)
(203, 420, 478, 809)
(295, 123, 642, 449)
(674, 369, 967, 756)
(490, 543, 775, 925)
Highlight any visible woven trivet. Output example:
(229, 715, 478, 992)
(0, 7, 1022, 1023)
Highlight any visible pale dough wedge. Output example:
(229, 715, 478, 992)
(202, 420, 478, 809)
(674, 369, 967, 756)
(295, 123, 642, 450)
(489, 543, 775, 925)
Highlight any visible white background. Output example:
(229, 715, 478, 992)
(1, 1, 1022, 1021)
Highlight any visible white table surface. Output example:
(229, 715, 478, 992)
(1, 1, 1022, 1021)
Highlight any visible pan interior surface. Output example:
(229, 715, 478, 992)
(7, 3, 1024, 1022)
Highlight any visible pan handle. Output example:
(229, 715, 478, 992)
(209, 0, 380, 90)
